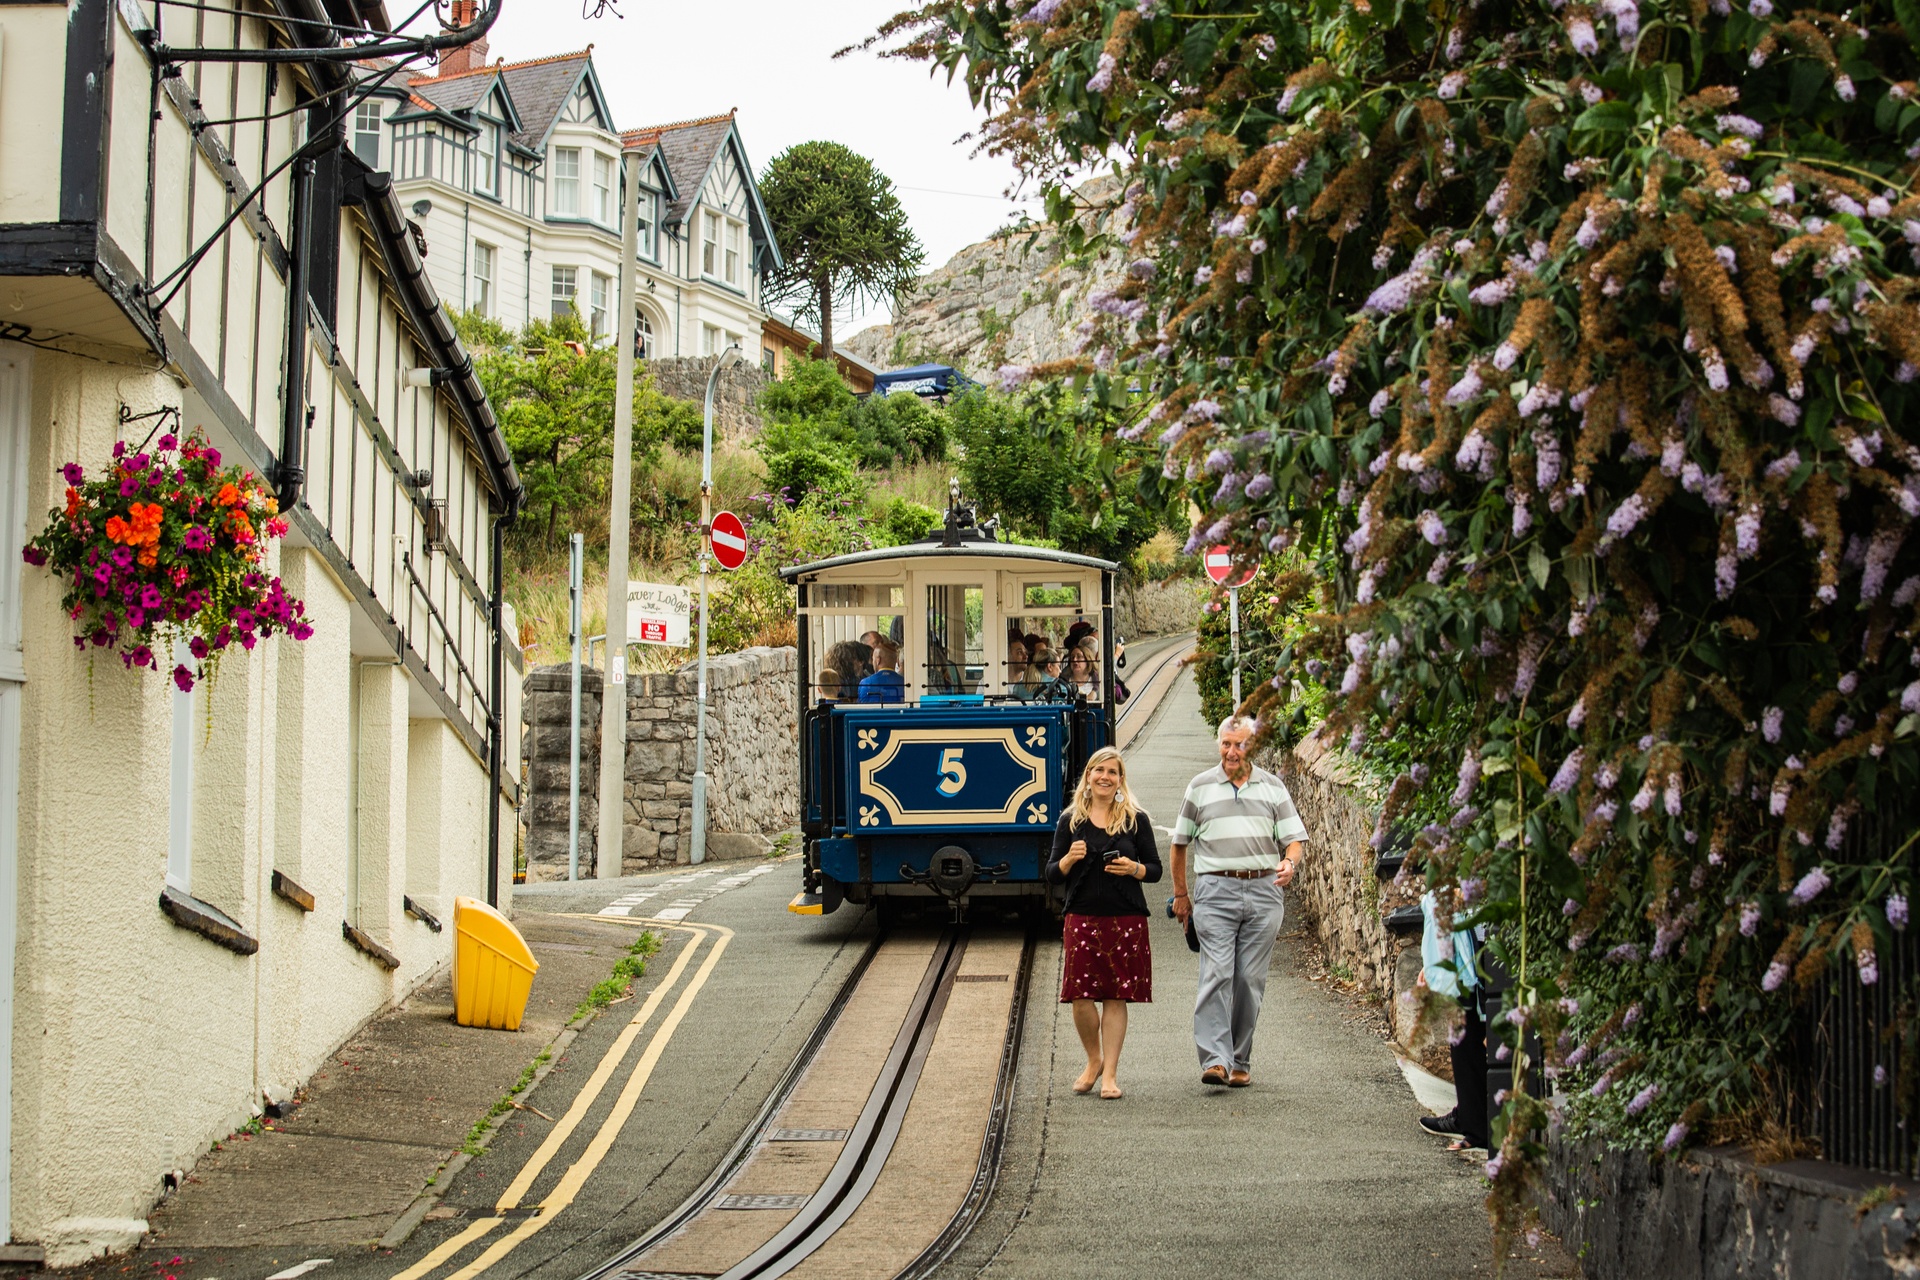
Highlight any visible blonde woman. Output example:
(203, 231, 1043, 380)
(1047, 747, 1161, 1099)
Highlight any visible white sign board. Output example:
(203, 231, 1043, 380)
(626, 581, 691, 647)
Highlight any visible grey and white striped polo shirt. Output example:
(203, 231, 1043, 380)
(1171, 765, 1310, 874)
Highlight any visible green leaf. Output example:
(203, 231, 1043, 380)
(1181, 22, 1220, 76)
(1528, 542, 1551, 590)
(1893, 0, 1920, 49)
(1570, 101, 1637, 133)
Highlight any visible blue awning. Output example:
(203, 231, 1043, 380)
(872, 363, 981, 398)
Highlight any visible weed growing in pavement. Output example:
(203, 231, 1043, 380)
(570, 932, 661, 1023)
(462, 1045, 554, 1158)
(770, 831, 795, 858)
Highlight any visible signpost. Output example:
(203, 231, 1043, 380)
(1204, 546, 1258, 711)
(708, 510, 748, 570)
(625, 581, 691, 647)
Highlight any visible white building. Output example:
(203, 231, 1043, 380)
(354, 27, 782, 362)
(0, 0, 522, 1262)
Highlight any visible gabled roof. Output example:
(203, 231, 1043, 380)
(409, 48, 605, 151)
(621, 111, 783, 269)
(620, 139, 679, 203)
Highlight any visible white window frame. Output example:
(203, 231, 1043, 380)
(701, 323, 719, 356)
(593, 154, 614, 226)
(635, 307, 655, 358)
(590, 272, 610, 339)
(724, 219, 743, 287)
(551, 265, 578, 320)
(353, 101, 382, 168)
(475, 122, 499, 197)
(636, 188, 656, 259)
(553, 147, 581, 216)
(702, 210, 720, 277)
(472, 242, 495, 316)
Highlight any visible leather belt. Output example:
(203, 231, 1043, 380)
(1201, 868, 1276, 880)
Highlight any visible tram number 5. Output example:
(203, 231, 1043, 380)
(935, 748, 968, 796)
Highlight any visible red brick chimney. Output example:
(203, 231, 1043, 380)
(437, 0, 487, 76)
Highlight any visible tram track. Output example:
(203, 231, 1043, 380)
(1116, 632, 1195, 749)
(582, 925, 1037, 1280)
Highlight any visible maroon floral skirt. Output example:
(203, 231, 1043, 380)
(1060, 913, 1153, 1003)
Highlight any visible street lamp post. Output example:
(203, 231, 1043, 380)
(595, 147, 645, 879)
(691, 343, 743, 866)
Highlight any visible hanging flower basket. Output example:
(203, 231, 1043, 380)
(22, 428, 312, 690)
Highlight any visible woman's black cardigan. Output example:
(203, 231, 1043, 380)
(1045, 812, 1163, 916)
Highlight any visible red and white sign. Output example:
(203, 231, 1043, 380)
(709, 510, 748, 570)
(1203, 545, 1257, 588)
(624, 581, 689, 647)
(637, 620, 669, 644)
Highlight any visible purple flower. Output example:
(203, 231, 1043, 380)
(1790, 867, 1831, 905)
(1549, 748, 1585, 795)
(1194, 266, 1214, 285)
(1605, 943, 1642, 964)
(1762, 707, 1783, 743)
(1889, 893, 1909, 930)
(1627, 1083, 1660, 1116)
(1460, 878, 1486, 905)
(1740, 901, 1761, 936)
(1452, 752, 1481, 805)
(1087, 52, 1116, 93)
(1663, 1122, 1689, 1152)
(1562, 898, 1581, 916)
(61, 463, 84, 486)
(1606, 494, 1649, 539)
(1245, 473, 1274, 500)
(172, 664, 195, 693)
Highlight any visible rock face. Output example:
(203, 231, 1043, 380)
(845, 180, 1127, 375)
(521, 646, 798, 878)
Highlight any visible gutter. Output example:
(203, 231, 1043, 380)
(349, 167, 524, 521)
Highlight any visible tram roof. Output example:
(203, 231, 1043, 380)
(779, 541, 1120, 582)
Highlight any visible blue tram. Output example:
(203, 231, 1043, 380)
(783, 500, 1118, 918)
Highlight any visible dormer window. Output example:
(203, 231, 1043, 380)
(593, 154, 614, 226)
(725, 221, 742, 287)
(553, 148, 581, 216)
(353, 101, 382, 168)
(475, 123, 498, 197)
(702, 210, 719, 276)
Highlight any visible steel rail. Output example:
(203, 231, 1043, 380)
(892, 930, 1038, 1280)
(1116, 632, 1196, 734)
(719, 929, 968, 1280)
(570, 927, 887, 1280)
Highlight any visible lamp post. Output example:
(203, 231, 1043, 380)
(596, 147, 644, 879)
(691, 342, 743, 866)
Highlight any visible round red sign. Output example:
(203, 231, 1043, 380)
(708, 510, 749, 570)
(1203, 545, 1257, 588)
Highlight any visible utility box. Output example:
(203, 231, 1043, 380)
(452, 896, 539, 1030)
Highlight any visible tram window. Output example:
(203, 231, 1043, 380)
(1022, 581, 1082, 609)
(925, 585, 985, 694)
(808, 610, 905, 702)
(816, 584, 904, 609)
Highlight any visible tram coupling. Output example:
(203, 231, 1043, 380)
(898, 845, 1012, 922)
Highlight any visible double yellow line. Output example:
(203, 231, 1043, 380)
(391, 918, 733, 1280)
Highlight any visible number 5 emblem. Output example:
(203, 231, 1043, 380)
(936, 748, 967, 796)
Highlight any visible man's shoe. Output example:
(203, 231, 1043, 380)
(1227, 1069, 1252, 1087)
(1201, 1065, 1229, 1086)
(1419, 1110, 1467, 1139)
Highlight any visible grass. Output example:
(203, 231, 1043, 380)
(770, 831, 796, 858)
(461, 1046, 552, 1157)
(570, 931, 662, 1023)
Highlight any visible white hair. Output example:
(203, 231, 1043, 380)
(1217, 715, 1258, 741)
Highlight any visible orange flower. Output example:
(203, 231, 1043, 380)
(63, 487, 81, 519)
(110, 502, 165, 563)
(216, 482, 242, 508)
(225, 508, 255, 544)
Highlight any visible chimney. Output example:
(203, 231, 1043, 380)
(437, 0, 486, 76)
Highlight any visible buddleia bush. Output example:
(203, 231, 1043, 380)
(874, 0, 1920, 1222)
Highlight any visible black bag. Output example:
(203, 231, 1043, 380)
(1114, 676, 1131, 704)
(1167, 896, 1201, 952)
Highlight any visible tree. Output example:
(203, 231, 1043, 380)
(881, 0, 1920, 1213)
(456, 311, 693, 547)
(759, 141, 925, 360)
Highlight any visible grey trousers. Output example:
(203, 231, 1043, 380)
(1191, 873, 1286, 1071)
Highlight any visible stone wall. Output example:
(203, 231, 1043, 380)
(1265, 731, 1445, 1058)
(1543, 1140, 1920, 1279)
(644, 355, 770, 441)
(521, 646, 798, 880)
(1121, 576, 1205, 638)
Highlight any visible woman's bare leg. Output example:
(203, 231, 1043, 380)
(1071, 999, 1103, 1092)
(1100, 1001, 1129, 1097)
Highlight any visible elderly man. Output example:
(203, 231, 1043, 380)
(1169, 715, 1308, 1087)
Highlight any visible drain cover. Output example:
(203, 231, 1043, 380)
(716, 1193, 809, 1210)
(768, 1128, 850, 1142)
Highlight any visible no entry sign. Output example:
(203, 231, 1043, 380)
(1203, 545, 1256, 588)
(708, 510, 748, 570)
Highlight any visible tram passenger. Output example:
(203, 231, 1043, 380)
(815, 667, 842, 704)
(1048, 747, 1159, 1101)
(1026, 642, 1061, 700)
(1005, 636, 1032, 700)
(859, 641, 905, 703)
(1065, 642, 1100, 701)
(825, 640, 872, 703)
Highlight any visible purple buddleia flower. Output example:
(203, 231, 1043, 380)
(1762, 958, 1789, 991)
(1664, 1122, 1689, 1152)
(1859, 946, 1879, 985)
(1453, 752, 1481, 805)
(1791, 867, 1831, 905)
(1606, 943, 1642, 963)
(1890, 893, 1909, 930)
(1740, 902, 1761, 935)
(1567, 14, 1598, 54)
(1563, 898, 1581, 916)
(1087, 52, 1116, 93)
(1626, 1083, 1660, 1116)
(1550, 748, 1585, 794)
(1762, 707, 1783, 742)
(1717, 113, 1764, 139)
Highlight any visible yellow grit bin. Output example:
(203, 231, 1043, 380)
(453, 896, 540, 1030)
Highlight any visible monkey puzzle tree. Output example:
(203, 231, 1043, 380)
(759, 141, 926, 360)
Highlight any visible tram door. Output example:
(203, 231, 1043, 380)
(923, 580, 987, 695)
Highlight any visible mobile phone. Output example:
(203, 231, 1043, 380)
(1100, 850, 1121, 865)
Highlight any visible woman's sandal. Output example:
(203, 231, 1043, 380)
(1072, 1067, 1101, 1095)
(1101, 1081, 1124, 1100)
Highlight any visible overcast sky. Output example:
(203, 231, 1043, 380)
(480, 0, 1038, 337)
